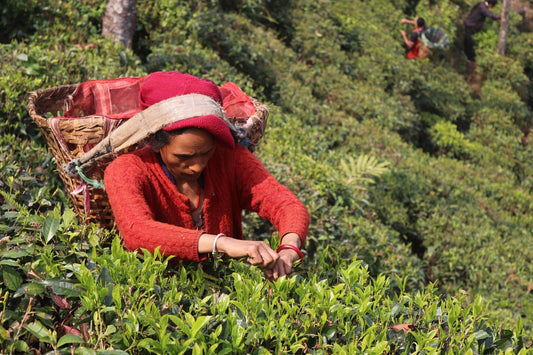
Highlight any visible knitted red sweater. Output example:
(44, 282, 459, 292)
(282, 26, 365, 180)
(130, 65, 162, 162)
(104, 144, 309, 262)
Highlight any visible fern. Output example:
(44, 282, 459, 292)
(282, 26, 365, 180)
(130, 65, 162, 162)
(0, 189, 24, 211)
(339, 154, 390, 189)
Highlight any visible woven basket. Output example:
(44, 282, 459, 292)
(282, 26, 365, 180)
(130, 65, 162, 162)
(27, 82, 269, 229)
(28, 84, 124, 228)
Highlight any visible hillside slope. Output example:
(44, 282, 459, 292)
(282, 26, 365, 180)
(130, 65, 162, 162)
(1, 0, 533, 351)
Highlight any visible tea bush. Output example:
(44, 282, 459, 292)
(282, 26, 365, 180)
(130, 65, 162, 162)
(2, 0, 533, 352)
(0, 208, 527, 353)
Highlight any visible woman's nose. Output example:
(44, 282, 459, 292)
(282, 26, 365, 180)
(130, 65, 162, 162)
(189, 158, 208, 173)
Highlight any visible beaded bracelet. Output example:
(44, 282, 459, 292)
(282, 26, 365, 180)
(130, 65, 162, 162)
(212, 233, 226, 256)
(276, 244, 303, 260)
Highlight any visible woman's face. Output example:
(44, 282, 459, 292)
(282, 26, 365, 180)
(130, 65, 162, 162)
(159, 128, 216, 182)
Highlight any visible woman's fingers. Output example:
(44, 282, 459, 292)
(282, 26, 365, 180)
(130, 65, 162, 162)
(247, 242, 279, 268)
(217, 237, 301, 279)
(278, 253, 293, 275)
(260, 251, 297, 280)
(217, 238, 276, 266)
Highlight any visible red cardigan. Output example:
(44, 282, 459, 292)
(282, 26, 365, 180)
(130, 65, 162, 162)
(104, 144, 309, 262)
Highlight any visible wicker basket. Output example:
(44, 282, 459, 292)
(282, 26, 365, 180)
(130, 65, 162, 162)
(28, 84, 124, 228)
(28, 82, 269, 229)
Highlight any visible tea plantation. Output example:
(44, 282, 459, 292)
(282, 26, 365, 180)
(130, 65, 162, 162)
(1, 0, 533, 353)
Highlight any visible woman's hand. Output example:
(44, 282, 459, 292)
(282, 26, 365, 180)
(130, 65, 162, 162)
(400, 18, 415, 25)
(199, 232, 303, 280)
(263, 232, 303, 280)
(400, 31, 414, 48)
(215, 236, 279, 269)
(263, 248, 301, 280)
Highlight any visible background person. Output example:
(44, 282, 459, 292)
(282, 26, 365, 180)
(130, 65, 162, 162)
(400, 17, 427, 59)
(463, 0, 501, 62)
(104, 71, 310, 280)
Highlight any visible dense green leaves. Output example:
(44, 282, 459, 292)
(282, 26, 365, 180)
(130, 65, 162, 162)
(1, 0, 533, 352)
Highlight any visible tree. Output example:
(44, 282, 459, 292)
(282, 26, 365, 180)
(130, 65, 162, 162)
(102, 0, 137, 49)
(497, 0, 511, 55)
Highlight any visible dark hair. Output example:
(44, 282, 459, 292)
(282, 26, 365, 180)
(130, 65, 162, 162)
(417, 17, 426, 28)
(149, 128, 188, 151)
(487, 0, 497, 5)
(149, 127, 217, 151)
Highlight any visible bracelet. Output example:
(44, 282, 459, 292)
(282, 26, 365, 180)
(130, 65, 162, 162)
(212, 233, 226, 256)
(276, 244, 303, 260)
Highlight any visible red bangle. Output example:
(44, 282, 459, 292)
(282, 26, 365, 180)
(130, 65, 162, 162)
(276, 244, 303, 260)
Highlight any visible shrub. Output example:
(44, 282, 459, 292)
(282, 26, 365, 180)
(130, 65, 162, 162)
(2, 0, 533, 350)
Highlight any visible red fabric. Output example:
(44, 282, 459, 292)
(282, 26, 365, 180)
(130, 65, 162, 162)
(139, 71, 222, 109)
(64, 76, 147, 119)
(139, 71, 234, 147)
(220, 82, 256, 118)
(407, 45, 419, 59)
(61, 74, 255, 122)
(162, 115, 235, 148)
(104, 145, 309, 262)
(406, 27, 424, 59)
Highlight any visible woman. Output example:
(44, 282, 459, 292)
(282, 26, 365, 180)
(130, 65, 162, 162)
(400, 17, 427, 59)
(104, 71, 309, 280)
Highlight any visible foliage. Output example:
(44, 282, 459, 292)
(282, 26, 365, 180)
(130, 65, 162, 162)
(1, 0, 533, 352)
(430, 120, 485, 159)
(0, 205, 527, 353)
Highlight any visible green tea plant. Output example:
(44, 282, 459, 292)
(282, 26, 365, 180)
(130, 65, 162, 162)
(0, 205, 526, 353)
(430, 121, 485, 159)
(2, 0, 533, 351)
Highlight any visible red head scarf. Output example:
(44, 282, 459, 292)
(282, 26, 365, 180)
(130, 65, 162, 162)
(139, 71, 234, 148)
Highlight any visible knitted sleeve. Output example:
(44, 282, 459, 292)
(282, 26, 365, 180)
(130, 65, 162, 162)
(234, 147, 310, 245)
(104, 153, 205, 262)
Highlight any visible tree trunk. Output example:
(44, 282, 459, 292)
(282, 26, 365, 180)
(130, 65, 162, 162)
(102, 0, 137, 49)
(497, 0, 511, 55)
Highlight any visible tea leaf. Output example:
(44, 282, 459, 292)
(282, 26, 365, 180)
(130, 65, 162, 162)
(3, 211, 20, 219)
(191, 316, 213, 338)
(42, 215, 60, 243)
(74, 347, 98, 355)
(57, 333, 85, 347)
(15, 53, 28, 61)
(62, 208, 77, 226)
(24, 321, 55, 344)
(475, 330, 491, 340)
(0, 326, 10, 341)
(40, 280, 82, 297)
(0, 259, 22, 268)
(14, 282, 46, 297)
(2, 266, 23, 291)
(0, 250, 29, 259)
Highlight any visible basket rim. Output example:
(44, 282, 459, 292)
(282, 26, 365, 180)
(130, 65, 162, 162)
(27, 84, 79, 128)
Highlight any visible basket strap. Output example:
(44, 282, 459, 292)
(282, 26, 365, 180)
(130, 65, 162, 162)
(104, 116, 122, 137)
(49, 118, 73, 160)
(65, 94, 236, 176)
(71, 183, 91, 217)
